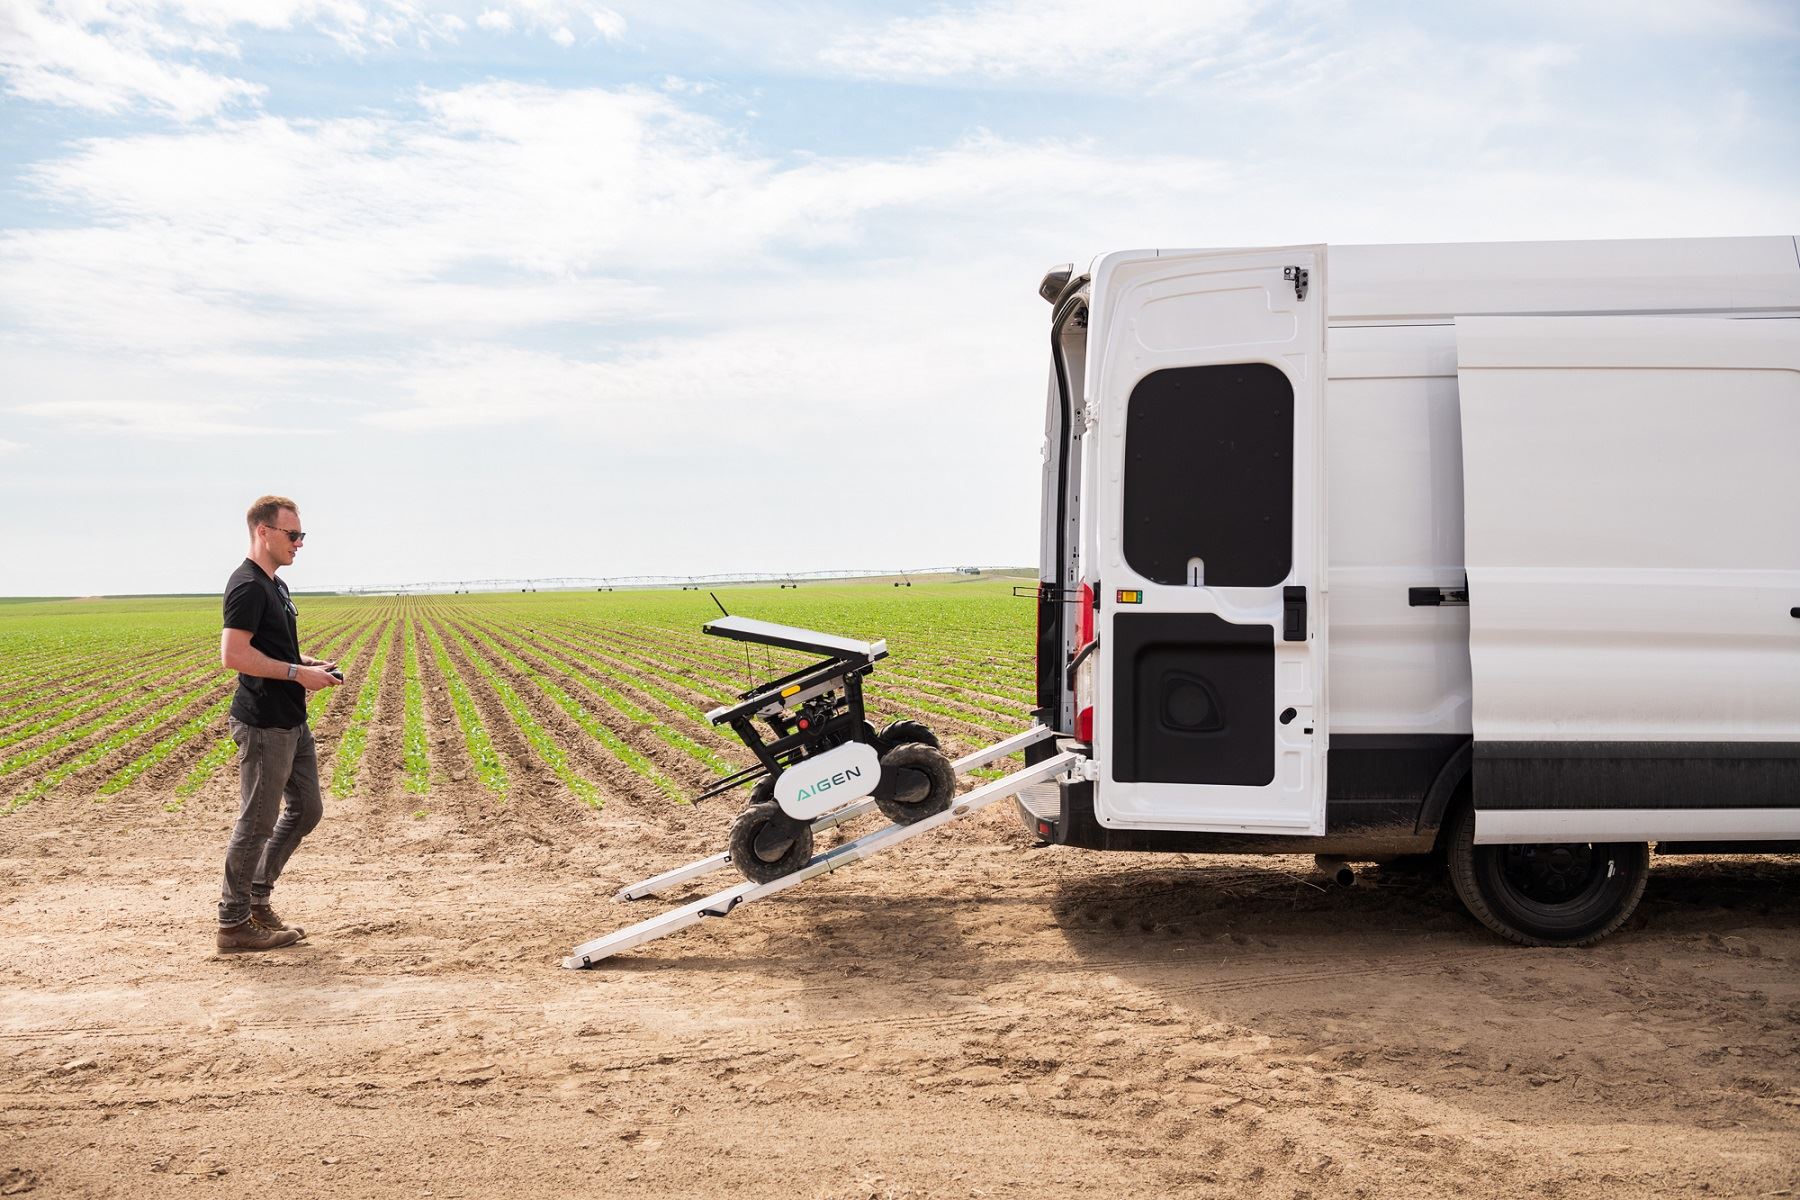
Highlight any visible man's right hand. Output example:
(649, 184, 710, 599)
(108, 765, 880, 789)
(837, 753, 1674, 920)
(296, 665, 342, 692)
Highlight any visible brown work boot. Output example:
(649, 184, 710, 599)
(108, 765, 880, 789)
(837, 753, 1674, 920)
(250, 903, 305, 940)
(216, 919, 301, 953)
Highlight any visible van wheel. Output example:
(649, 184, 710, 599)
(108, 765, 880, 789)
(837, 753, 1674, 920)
(872, 744, 956, 825)
(729, 798, 814, 884)
(877, 719, 939, 753)
(1446, 803, 1648, 947)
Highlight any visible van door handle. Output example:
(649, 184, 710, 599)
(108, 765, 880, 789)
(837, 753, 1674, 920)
(1409, 584, 1469, 607)
(1283, 586, 1307, 641)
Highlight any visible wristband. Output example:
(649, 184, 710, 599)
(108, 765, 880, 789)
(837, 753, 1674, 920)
(287, 663, 299, 681)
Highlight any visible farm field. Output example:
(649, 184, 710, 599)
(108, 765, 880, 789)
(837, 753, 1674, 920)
(0, 580, 1041, 818)
(1, 579, 1796, 1199)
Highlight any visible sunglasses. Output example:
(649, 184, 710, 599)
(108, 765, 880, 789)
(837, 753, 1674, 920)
(263, 525, 306, 544)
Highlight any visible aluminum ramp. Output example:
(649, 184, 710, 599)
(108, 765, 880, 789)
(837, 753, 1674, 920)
(563, 727, 1069, 968)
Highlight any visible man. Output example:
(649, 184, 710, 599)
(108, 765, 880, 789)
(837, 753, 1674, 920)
(216, 495, 342, 953)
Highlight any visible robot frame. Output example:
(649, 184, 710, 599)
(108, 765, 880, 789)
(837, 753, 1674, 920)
(698, 614, 958, 884)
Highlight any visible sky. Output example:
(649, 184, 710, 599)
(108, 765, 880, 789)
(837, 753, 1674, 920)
(1, 0, 1796, 596)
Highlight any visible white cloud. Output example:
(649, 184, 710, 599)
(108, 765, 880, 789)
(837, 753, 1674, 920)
(590, 6, 623, 40)
(0, 438, 25, 454)
(819, 0, 1278, 88)
(474, 1, 623, 44)
(6, 69, 1795, 451)
(0, 1, 267, 119)
(0, 1, 631, 120)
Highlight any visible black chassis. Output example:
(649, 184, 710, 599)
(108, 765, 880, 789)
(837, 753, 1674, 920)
(694, 627, 886, 805)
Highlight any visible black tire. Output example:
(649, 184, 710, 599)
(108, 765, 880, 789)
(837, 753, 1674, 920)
(877, 719, 940, 753)
(728, 798, 814, 884)
(1446, 802, 1649, 947)
(872, 743, 956, 825)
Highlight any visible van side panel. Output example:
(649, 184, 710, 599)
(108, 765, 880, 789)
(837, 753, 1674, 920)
(1457, 316, 1800, 842)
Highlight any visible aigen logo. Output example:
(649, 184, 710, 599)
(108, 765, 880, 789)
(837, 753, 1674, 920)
(794, 765, 862, 802)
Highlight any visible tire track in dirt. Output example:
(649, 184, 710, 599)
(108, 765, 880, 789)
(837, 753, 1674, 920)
(0, 949, 1497, 1046)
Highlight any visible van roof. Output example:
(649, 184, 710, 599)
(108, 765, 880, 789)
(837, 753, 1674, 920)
(1327, 235, 1800, 323)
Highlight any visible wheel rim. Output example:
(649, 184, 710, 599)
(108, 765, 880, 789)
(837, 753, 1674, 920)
(1497, 843, 1612, 906)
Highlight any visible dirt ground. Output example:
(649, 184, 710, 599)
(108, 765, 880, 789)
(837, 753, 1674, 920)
(3, 758, 1798, 1200)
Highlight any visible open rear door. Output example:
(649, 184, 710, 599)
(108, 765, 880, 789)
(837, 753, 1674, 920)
(1092, 246, 1328, 834)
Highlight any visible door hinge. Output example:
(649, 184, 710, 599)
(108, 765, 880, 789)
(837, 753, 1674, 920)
(1283, 266, 1309, 301)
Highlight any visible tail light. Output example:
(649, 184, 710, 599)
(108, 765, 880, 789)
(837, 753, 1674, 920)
(1071, 580, 1096, 741)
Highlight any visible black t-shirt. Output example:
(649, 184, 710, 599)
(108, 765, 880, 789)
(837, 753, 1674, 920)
(223, 558, 306, 728)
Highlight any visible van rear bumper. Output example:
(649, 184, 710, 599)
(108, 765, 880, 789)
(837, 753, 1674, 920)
(1016, 764, 1443, 858)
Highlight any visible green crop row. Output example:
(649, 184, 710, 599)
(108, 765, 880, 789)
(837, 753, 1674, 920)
(401, 616, 430, 794)
(175, 619, 371, 801)
(598, 625, 1020, 737)
(462, 614, 731, 777)
(438, 621, 599, 806)
(0, 663, 222, 781)
(0, 581, 1040, 806)
(420, 619, 506, 796)
(329, 620, 396, 799)
(99, 695, 234, 799)
(7, 685, 227, 812)
(0, 644, 198, 727)
(448, 615, 690, 799)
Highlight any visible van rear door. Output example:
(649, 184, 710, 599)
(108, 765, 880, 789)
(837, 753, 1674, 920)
(1035, 276, 1089, 738)
(1091, 247, 1329, 835)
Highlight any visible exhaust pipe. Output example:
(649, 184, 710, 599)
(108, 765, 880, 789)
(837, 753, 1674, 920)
(1315, 856, 1356, 887)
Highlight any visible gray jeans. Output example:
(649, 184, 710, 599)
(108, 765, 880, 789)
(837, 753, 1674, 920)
(219, 717, 323, 926)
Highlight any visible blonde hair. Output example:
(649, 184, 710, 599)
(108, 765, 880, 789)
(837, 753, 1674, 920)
(246, 495, 299, 533)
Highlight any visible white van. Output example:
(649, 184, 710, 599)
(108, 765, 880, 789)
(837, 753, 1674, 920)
(1021, 236, 1800, 946)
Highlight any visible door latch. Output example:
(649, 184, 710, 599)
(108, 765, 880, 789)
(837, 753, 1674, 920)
(1283, 266, 1309, 301)
(1283, 586, 1307, 641)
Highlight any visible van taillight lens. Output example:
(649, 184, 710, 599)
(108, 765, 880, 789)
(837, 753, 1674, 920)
(1073, 649, 1095, 741)
(1072, 580, 1096, 741)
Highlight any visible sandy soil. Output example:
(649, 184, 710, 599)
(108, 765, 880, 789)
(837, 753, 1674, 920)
(3, 748, 1798, 1199)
